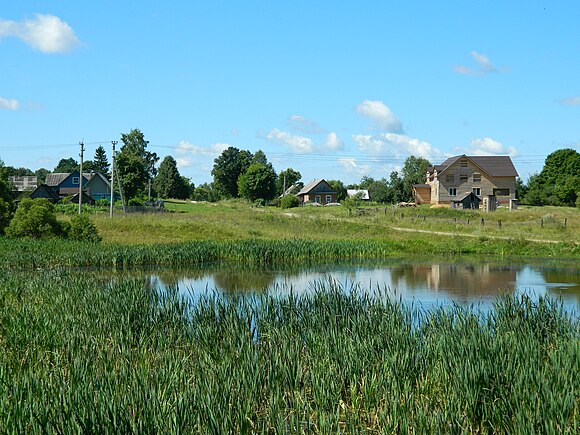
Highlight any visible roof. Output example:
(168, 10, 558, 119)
(452, 191, 481, 202)
(296, 179, 335, 196)
(434, 155, 518, 177)
(84, 172, 110, 188)
(347, 189, 370, 200)
(45, 173, 70, 186)
(413, 184, 431, 189)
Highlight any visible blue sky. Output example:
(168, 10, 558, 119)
(1, 1, 579, 185)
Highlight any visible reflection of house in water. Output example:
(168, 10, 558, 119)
(391, 263, 517, 298)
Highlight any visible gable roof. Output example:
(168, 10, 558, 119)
(296, 179, 336, 196)
(84, 172, 110, 188)
(45, 172, 70, 186)
(433, 155, 518, 177)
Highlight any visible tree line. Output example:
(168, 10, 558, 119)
(1, 128, 579, 209)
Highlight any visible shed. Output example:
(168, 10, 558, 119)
(451, 192, 481, 210)
(28, 184, 60, 203)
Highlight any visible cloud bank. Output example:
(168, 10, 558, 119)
(457, 137, 518, 157)
(0, 14, 80, 53)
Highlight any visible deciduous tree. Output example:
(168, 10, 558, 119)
(211, 147, 253, 198)
(238, 163, 277, 202)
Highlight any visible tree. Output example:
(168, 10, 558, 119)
(116, 129, 159, 200)
(280, 194, 300, 209)
(359, 176, 390, 203)
(191, 182, 220, 202)
(524, 149, 580, 207)
(278, 168, 302, 195)
(342, 191, 365, 216)
(401, 156, 431, 201)
(327, 179, 347, 201)
(54, 158, 79, 173)
(388, 171, 405, 203)
(153, 155, 189, 199)
(0, 163, 14, 234)
(34, 168, 50, 184)
(211, 147, 253, 198)
(92, 145, 110, 175)
(238, 163, 277, 202)
(5, 198, 66, 238)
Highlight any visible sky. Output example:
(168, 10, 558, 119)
(1, 1, 579, 186)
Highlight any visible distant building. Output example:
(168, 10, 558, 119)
(296, 179, 337, 205)
(45, 170, 111, 201)
(347, 189, 370, 201)
(8, 176, 37, 192)
(413, 155, 518, 206)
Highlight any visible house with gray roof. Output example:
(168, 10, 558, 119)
(413, 155, 518, 206)
(296, 179, 337, 205)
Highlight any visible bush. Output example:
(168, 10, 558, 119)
(5, 198, 67, 238)
(68, 214, 102, 243)
(128, 198, 144, 206)
(280, 194, 300, 209)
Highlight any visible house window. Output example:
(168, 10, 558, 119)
(72, 177, 80, 185)
(449, 187, 457, 196)
(473, 187, 481, 196)
(461, 159, 468, 168)
(473, 173, 481, 182)
(445, 174, 454, 182)
(459, 174, 468, 183)
(325, 195, 332, 204)
(315, 195, 321, 203)
(493, 188, 510, 196)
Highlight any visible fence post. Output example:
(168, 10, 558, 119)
(541, 218, 543, 228)
(481, 218, 485, 226)
(498, 219, 502, 229)
(564, 218, 567, 227)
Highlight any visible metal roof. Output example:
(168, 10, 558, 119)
(296, 179, 335, 195)
(434, 155, 518, 177)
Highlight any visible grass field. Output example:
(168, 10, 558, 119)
(1, 272, 578, 433)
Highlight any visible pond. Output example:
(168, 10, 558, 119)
(143, 258, 580, 313)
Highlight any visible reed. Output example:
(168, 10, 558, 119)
(0, 271, 578, 433)
(0, 236, 578, 270)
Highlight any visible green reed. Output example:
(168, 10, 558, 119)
(0, 270, 578, 433)
(0, 236, 578, 271)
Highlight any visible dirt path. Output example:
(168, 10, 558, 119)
(391, 227, 562, 244)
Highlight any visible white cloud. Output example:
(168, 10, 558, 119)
(559, 96, 580, 106)
(465, 137, 519, 157)
(454, 51, 498, 76)
(355, 100, 403, 132)
(0, 14, 80, 53)
(174, 141, 229, 168)
(287, 114, 324, 134)
(266, 128, 344, 153)
(324, 132, 344, 150)
(353, 132, 443, 163)
(0, 97, 19, 110)
(266, 128, 314, 153)
(337, 157, 371, 177)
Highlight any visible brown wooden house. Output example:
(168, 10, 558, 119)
(296, 179, 337, 205)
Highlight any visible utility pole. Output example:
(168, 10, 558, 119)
(110, 141, 117, 218)
(283, 173, 286, 196)
(78, 141, 84, 215)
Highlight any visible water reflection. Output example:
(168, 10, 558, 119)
(147, 259, 579, 311)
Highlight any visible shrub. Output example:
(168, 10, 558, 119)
(280, 194, 300, 209)
(68, 214, 102, 243)
(5, 198, 67, 238)
(128, 198, 144, 206)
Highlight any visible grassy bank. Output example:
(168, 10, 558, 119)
(0, 272, 578, 432)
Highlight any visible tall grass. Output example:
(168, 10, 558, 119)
(0, 271, 578, 432)
(0, 236, 578, 270)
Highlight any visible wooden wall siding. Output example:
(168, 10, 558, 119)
(428, 159, 516, 205)
(414, 187, 431, 204)
(303, 193, 337, 204)
(86, 176, 110, 197)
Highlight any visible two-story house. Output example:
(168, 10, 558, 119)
(413, 155, 518, 207)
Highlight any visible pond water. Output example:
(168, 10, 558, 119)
(144, 258, 580, 313)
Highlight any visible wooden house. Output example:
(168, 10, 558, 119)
(413, 155, 518, 207)
(28, 184, 60, 203)
(296, 179, 337, 205)
(45, 171, 110, 202)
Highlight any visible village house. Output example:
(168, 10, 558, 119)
(296, 179, 337, 205)
(31, 170, 111, 203)
(413, 155, 518, 208)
